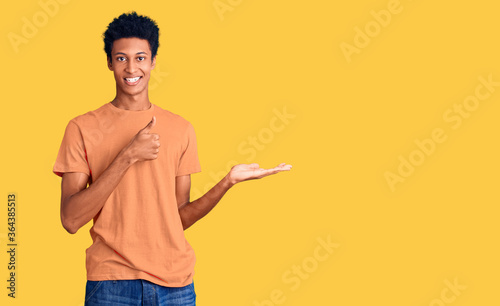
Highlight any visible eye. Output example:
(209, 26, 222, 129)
(117, 57, 126, 62)
(137, 57, 145, 61)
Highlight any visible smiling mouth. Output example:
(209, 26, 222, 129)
(124, 76, 142, 85)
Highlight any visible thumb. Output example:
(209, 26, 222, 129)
(140, 116, 156, 133)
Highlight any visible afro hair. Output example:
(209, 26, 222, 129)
(103, 11, 160, 62)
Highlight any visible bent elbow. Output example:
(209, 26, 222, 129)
(62, 220, 77, 234)
(64, 224, 78, 235)
(61, 214, 78, 234)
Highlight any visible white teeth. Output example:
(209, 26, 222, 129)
(126, 77, 140, 82)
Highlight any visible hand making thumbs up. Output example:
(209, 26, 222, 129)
(123, 116, 161, 163)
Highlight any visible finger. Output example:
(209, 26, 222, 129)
(263, 164, 291, 174)
(254, 169, 280, 179)
(141, 116, 156, 133)
(152, 134, 160, 141)
(141, 118, 154, 133)
(280, 164, 292, 170)
(276, 163, 292, 170)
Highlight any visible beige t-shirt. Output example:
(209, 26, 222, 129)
(53, 102, 201, 287)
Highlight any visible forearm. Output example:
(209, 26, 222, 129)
(62, 150, 135, 234)
(179, 174, 235, 230)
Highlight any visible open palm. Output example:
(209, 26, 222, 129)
(228, 163, 292, 184)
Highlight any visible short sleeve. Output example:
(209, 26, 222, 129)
(176, 122, 202, 176)
(52, 120, 91, 178)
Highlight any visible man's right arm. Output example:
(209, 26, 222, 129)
(60, 151, 134, 234)
(60, 116, 160, 234)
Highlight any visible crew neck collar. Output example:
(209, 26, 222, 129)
(107, 101, 155, 113)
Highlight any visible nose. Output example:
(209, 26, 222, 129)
(125, 60, 138, 74)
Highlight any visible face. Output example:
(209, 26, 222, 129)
(107, 37, 156, 97)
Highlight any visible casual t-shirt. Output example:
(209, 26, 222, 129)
(52, 102, 201, 287)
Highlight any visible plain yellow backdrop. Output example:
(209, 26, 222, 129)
(1, 0, 499, 305)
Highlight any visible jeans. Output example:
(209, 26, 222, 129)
(84, 279, 196, 306)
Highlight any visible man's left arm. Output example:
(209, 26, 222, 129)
(176, 163, 292, 230)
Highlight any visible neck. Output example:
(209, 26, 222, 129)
(111, 90, 151, 111)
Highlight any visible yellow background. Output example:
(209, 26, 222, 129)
(1, 0, 499, 305)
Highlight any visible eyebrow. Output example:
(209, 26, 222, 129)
(113, 51, 148, 55)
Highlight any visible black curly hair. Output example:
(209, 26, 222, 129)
(103, 11, 160, 62)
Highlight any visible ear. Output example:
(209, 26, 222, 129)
(151, 55, 156, 70)
(107, 57, 113, 71)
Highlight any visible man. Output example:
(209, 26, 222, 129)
(53, 11, 292, 306)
